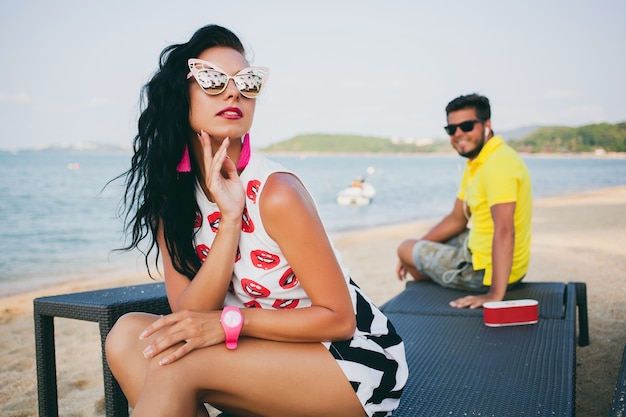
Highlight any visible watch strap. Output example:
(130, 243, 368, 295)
(220, 306, 243, 349)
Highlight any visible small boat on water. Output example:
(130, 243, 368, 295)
(337, 177, 376, 206)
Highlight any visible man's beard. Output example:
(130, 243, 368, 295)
(457, 136, 486, 159)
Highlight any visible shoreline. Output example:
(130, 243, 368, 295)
(0, 184, 626, 311)
(1, 185, 625, 416)
(259, 149, 626, 159)
(2, 182, 624, 303)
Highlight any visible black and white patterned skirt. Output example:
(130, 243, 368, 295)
(324, 283, 408, 417)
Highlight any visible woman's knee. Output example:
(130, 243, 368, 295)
(105, 312, 154, 370)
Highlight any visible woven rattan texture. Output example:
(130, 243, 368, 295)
(34, 282, 170, 417)
(381, 281, 581, 417)
(381, 280, 566, 318)
(610, 344, 626, 417)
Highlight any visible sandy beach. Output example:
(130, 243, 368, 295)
(1, 185, 625, 416)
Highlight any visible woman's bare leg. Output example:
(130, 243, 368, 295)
(106, 313, 213, 416)
(106, 312, 367, 417)
(105, 313, 160, 406)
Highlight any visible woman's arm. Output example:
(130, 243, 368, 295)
(162, 134, 245, 312)
(140, 171, 357, 365)
(158, 217, 241, 312)
(240, 172, 356, 342)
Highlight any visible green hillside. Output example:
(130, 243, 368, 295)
(508, 122, 626, 153)
(261, 134, 449, 153)
(260, 122, 626, 154)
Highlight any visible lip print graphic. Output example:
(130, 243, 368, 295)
(196, 244, 210, 262)
(279, 268, 298, 289)
(246, 179, 261, 203)
(244, 300, 262, 309)
(194, 211, 202, 229)
(241, 207, 254, 233)
(208, 212, 221, 232)
(235, 246, 241, 263)
(250, 249, 280, 270)
(241, 278, 271, 298)
(272, 299, 299, 309)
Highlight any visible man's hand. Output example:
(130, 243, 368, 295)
(449, 293, 502, 309)
(396, 261, 408, 281)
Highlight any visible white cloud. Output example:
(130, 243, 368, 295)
(83, 97, 111, 107)
(283, 78, 323, 88)
(0, 92, 32, 103)
(543, 90, 581, 100)
(502, 104, 607, 129)
(555, 104, 606, 123)
(337, 78, 404, 90)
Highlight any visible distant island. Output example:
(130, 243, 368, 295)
(4, 122, 624, 155)
(0, 142, 132, 154)
(507, 122, 626, 153)
(261, 122, 626, 154)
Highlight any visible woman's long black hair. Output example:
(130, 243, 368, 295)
(118, 25, 246, 279)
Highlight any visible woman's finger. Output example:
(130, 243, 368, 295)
(138, 309, 197, 340)
(221, 144, 238, 179)
(209, 137, 229, 182)
(141, 318, 195, 357)
(138, 313, 177, 340)
(144, 327, 188, 357)
(198, 130, 216, 173)
(157, 340, 195, 366)
(140, 311, 225, 364)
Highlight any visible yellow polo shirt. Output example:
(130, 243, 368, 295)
(457, 136, 532, 285)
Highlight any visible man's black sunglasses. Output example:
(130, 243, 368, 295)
(444, 119, 484, 135)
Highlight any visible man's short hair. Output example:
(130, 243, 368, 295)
(446, 93, 491, 121)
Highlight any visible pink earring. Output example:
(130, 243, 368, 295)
(237, 133, 251, 171)
(176, 144, 191, 173)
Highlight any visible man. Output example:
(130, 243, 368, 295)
(396, 93, 532, 309)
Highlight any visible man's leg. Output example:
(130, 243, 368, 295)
(412, 229, 485, 292)
(398, 229, 470, 280)
(397, 238, 431, 280)
(399, 229, 480, 288)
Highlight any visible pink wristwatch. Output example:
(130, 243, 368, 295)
(220, 306, 243, 349)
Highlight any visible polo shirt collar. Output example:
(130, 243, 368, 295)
(468, 135, 504, 168)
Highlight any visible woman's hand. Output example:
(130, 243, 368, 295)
(198, 131, 245, 221)
(139, 310, 225, 365)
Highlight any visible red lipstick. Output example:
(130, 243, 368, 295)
(217, 107, 243, 119)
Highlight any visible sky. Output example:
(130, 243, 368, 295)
(1, 0, 625, 151)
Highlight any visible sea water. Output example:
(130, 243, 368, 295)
(1, 150, 625, 296)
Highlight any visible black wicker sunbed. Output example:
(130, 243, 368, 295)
(380, 280, 589, 417)
(34, 280, 588, 417)
(34, 282, 171, 417)
(609, 343, 626, 417)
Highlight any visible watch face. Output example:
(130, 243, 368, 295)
(223, 310, 242, 327)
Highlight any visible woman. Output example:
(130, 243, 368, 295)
(106, 24, 407, 417)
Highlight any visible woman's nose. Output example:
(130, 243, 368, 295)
(223, 78, 240, 98)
